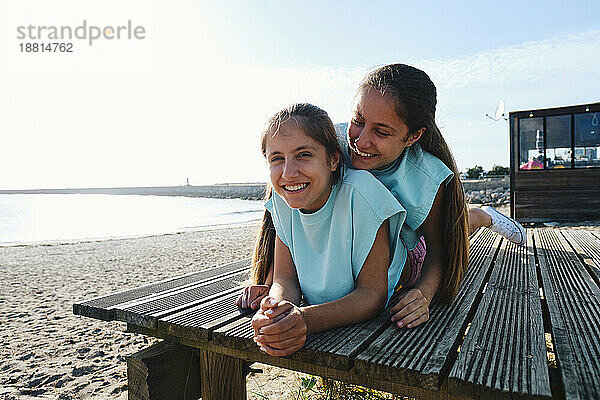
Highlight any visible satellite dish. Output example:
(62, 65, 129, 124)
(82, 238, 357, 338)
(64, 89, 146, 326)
(494, 100, 505, 120)
(486, 100, 508, 121)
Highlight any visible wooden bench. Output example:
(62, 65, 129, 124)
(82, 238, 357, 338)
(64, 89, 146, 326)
(73, 228, 600, 399)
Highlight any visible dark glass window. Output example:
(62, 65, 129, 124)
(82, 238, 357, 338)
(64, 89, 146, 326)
(575, 112, 600, 168)
(545, 115, 571, 169)
(519, 117, 544, 170)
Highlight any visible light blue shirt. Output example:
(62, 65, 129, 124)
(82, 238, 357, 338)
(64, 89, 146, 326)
(338, 132, 453, 250)
(265, 169, 407, 306)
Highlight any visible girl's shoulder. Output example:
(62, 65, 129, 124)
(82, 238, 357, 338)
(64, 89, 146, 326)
(404, 144, 451, 181)
(390, 145, 453, 230)
(338, 169, 405, 219)
(341, 167, 375, 183)
(340, 168, 388, 195)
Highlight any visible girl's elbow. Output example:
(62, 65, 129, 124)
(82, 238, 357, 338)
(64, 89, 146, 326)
(356, 286, 387, 315)
(369, 289, 387, 314)
(376, 293, 388, 311)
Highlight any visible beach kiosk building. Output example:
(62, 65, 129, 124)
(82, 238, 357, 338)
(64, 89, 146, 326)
(510, 102, 600, 222)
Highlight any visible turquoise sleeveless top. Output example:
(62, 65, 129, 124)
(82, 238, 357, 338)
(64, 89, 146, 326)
(265, 169, 407, 306)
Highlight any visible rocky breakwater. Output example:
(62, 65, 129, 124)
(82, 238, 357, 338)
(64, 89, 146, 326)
(462, 177, 510, 206)
(0, 184, 268, 201)
(465, 187, 509, 206)
(0, 178, 511, 205)
(176, 183, 267, 200)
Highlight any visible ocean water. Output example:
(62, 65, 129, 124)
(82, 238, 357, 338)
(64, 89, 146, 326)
(0, 194, 264, 245)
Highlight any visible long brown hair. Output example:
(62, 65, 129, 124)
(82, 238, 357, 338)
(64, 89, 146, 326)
(359, 64, 469, 303)
(250, 103, 342, 284)
(250, 186, 275, 284)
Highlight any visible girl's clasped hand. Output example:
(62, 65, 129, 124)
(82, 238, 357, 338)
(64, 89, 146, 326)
(252, 296, 306, 356)
(234, 284, 269, 310)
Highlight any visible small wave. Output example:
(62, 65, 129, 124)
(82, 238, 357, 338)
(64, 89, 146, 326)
(218, 209, 263, 216)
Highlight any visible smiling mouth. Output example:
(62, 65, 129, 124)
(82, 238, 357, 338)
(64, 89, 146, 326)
(350, 144, 377, 158)
(283, 183, 309, 192)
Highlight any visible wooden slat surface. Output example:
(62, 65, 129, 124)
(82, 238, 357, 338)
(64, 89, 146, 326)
(535, 229, 600, 400)
(73, 258, 250, 321)
(561, 229, 600, 284)
(448, 230, 551, 399)
(353, 229, 502, 391)
(158, 292, 254, 342)
(112, 270, 248, 329)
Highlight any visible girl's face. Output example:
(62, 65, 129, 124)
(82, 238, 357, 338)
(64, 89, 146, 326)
(265, 122, 339, 213)
(347, 88, 421, 170)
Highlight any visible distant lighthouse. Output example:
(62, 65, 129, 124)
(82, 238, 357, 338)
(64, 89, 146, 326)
(186, 178, 190, 186)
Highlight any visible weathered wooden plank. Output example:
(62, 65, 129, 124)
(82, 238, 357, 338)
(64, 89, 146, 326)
(561, 229, 600, 285)
(73, 258, 250, 321)
(199, 349, 246, 400)
(535, 229, 600, 400)
(158, 291, 254, 342)
(513, 168, 600, 222)
(514, 191, 600, 221)
(126, 341, 200, 400)
(125, 321, 465, 400)
(211, 304, 393, 371)
(354, 229, 503, 391)
(514, 169, 600, 190)
(448, 230, 551, 399)
(112, 270, 248, 329)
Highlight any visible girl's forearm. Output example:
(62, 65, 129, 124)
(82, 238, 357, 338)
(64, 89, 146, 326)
(265, 265, 274, 286)
(300, 286, 387, 334)
(415, 185, 445, 303)
(415, 251, 443, 303)
(269, 277, 302, 305)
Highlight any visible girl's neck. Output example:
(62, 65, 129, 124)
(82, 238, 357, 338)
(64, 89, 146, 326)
(299, 182, 336, 215)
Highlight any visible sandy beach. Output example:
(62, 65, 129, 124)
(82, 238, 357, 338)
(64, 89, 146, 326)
(0, 223, 312, 399)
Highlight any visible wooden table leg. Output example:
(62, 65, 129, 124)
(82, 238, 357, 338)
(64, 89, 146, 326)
(199, 349, 247, 400)
(127, 341, 201, 400)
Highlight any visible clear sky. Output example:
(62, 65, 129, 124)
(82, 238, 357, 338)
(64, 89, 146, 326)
(1, 0, 599, 189)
